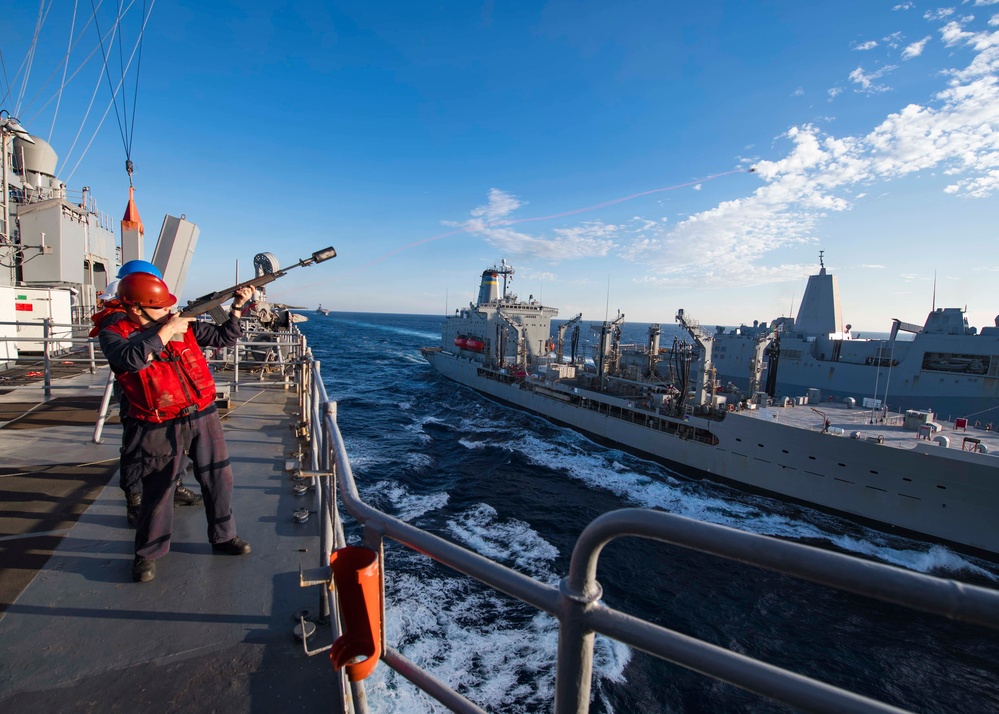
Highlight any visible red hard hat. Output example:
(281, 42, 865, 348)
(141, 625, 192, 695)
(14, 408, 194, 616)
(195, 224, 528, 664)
(117, 272, 177, 308)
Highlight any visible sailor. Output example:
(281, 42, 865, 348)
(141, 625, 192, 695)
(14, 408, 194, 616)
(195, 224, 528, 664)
(96, 272, 254, 582)
(93, 262, 202, 527)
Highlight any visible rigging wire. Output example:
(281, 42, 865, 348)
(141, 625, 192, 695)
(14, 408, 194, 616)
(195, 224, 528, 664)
(90, 0, 130, 175)
(16, 11, 106, 127)
(49, 1, 80, 142)
(89, 0, 152, 183)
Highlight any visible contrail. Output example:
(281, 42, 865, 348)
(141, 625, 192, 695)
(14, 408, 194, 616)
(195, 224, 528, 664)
(337, 168, 752, 275)
(498, 168, 747, 227)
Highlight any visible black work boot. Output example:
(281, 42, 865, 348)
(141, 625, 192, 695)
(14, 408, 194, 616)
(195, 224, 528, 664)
(132, 556, 155, 583)
(126, 491, 142, 527)
(174, 482, 203, 507)
(212, 536, 251, 555)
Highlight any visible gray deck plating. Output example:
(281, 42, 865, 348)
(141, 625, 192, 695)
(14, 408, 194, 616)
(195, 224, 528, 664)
(0, 370, 336, 712)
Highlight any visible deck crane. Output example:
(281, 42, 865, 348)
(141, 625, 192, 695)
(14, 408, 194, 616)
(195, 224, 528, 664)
(674, 308, 717, 412)
(556, 313, 583, 365)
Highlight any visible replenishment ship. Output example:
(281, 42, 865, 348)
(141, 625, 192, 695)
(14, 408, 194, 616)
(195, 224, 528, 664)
(422, 261, 999, 557)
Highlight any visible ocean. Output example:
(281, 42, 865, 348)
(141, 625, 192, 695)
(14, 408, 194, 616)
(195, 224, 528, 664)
(300, 311, 999, 714)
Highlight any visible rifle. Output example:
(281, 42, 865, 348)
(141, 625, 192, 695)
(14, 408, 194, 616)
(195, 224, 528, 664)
(180, 246, 337, 321)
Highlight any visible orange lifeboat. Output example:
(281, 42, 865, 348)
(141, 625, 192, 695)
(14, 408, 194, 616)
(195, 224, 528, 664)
(454, 336, 468, 350)
(465, 337, 485, 352)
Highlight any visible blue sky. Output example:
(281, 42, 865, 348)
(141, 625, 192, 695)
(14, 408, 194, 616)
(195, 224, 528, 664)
(4, 1, 999, 331)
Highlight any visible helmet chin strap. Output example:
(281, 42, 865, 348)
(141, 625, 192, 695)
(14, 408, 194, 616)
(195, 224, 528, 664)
(138, 306, 167, 325)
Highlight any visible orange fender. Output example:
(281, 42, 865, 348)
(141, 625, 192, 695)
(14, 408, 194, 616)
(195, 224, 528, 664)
(329, 546, 382, 681)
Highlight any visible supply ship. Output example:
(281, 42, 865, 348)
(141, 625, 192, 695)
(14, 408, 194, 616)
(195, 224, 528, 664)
(422, 261, 999, 557)
(710, 253, 999, 422)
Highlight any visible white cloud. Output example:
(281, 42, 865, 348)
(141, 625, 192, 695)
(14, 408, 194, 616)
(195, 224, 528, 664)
(924, 8, 956, 22)
(454, 190, 620, 259)
(470, 188, 524, 223)
(902, 36, 932, 59)
(828, 86, 844, 99)
(975, 0, 999, 6)
(854, 40, 879, 51)
(893, 2, 914, 10)
(452, 21, 999, 291)
(693, 184, 702, 191)
(618, 24, 999, 286)
(849, 64, 898, 93)
(791, 86, 804, 96)
(883, 31, 905, 49)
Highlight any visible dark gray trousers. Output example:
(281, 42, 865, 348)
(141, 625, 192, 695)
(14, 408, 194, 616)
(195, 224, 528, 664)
(133, 405, 237, 560)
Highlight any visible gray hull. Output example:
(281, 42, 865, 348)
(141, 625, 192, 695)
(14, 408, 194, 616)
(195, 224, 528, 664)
(425, 349, 999, 556)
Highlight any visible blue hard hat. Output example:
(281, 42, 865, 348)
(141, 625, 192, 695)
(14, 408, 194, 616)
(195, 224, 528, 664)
(117, 260, 163, 279)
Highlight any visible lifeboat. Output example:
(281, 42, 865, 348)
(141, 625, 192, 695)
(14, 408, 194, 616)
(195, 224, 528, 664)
(465, 337, 485, 352)
(454, 336, 468, 350)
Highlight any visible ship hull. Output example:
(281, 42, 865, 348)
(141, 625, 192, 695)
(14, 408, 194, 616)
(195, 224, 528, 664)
(424, 349, 999, 557)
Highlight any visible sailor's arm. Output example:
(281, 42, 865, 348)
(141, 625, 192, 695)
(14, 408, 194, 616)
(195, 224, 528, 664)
(98, 325, 167, 373)
(192, 286, 253, 348)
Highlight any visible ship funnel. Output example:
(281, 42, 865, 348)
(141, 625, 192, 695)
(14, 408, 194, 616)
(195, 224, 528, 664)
(477, 270, 499, 304)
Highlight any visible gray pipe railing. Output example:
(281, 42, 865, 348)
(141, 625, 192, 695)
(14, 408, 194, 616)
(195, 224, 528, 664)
(303, 355, 999, 714)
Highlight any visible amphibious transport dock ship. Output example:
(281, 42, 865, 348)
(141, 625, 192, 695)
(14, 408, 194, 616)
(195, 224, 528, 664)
(422, 262, 999, 557)
(709, 253, 999, 422)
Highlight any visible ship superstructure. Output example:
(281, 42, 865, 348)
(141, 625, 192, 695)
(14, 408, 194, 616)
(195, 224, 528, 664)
(0, 117, 118, 322)
(423, 261, 999, 557)
(710, 253, 999, 421)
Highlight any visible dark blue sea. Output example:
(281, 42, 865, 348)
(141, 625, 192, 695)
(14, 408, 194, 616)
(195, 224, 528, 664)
(300, 312, 999, 714)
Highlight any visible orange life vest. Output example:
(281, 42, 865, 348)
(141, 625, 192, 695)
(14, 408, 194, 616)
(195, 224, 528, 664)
(105, 318, 217, 422)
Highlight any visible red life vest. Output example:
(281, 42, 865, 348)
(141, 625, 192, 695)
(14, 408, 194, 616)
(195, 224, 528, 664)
(105, 318, 217, 423)
(89, 300, 127, 337)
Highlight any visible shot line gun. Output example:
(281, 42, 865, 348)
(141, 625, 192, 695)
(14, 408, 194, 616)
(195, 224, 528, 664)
(180, 246, 337, 322)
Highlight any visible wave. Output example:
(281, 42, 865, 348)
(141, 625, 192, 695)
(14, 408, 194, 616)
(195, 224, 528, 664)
(364, 480, 449, 523)
(486, 421, 999, 579)
(334, 318, 441, 341)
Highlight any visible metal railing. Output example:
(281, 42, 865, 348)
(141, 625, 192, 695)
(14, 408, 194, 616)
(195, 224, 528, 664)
(299, 353, 999, 714)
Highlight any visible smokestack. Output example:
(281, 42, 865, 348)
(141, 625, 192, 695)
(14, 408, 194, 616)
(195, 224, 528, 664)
(477, 270, 498, 305)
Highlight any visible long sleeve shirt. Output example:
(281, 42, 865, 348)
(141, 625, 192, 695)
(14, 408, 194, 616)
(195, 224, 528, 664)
(98, 312, 243, 375)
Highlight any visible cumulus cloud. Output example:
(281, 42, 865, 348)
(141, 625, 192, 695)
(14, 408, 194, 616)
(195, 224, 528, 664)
(854, 40, 879, 51)
(902, 36, 932, 59)
(893, 2, 914, 10)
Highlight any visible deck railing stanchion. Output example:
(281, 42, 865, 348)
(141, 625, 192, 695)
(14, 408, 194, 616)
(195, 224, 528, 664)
(42, 318, 52, 400)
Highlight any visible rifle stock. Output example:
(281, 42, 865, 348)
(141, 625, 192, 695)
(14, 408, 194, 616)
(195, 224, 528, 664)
(179, 246, 336, 318)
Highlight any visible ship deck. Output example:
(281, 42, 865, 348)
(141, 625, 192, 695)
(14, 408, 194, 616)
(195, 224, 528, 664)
(0, 365, 337, 711)
(740, 399, 999, 454)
